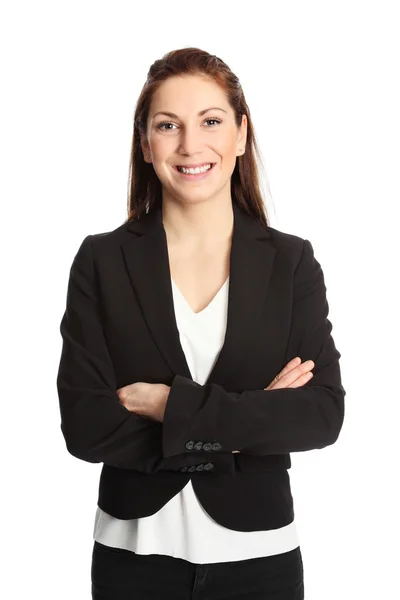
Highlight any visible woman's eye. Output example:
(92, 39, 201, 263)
(156, 122, 175, 131)
(205, 119, 222, 127)
(156, 118, 222, 131)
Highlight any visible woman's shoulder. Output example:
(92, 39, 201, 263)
(265, 223, 307, 263)
(266, 223, 305, 245)
(86, 220, 135, 249)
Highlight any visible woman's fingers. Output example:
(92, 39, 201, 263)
(264, 356, 301, 390)
(264, 358, 314, 390)
(278, 356, 301, 377)
(284, 370, 314, 389)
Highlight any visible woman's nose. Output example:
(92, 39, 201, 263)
(178, 127, 204, 155)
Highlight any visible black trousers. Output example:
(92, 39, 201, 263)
(91, 541, 304, 599)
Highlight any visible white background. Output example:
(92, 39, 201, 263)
(1, 1, 399, 598)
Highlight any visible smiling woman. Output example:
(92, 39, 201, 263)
(127, 52, 269, 230)
(57, 45, 345, 600)
(136, 73, 249, 214)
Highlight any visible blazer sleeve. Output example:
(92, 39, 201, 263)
(56, 234, 225, 473)
(162, 238, 346, 458)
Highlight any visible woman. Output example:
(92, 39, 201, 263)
(57, 47, 345, 599)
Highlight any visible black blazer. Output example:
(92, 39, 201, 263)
(56, 201, 345, 532)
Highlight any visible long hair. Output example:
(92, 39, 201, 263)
(126, 47, 272, 229)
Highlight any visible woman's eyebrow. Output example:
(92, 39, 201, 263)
(152, 107, 228, 119)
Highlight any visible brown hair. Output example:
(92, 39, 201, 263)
(126, 47, 272, 229)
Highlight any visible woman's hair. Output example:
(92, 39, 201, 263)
(126, 47, 272, 229)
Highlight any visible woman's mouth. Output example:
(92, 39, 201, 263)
(172, 162, 216, 180)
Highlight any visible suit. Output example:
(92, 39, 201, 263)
(56, 201, 345, 532)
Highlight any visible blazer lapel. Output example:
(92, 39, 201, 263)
(121, 202, 277, 386)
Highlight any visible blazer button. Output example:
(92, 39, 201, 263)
(202, 442, 212, 451)
(188, 465, 197, 473)
(185, 441, 195, 450)
(195, 464, 204, 471)
(180, 466, 189, 472)
(203, 462, 214, 471)
(212, 442, 222, 451)
(194, 441, 203, 451)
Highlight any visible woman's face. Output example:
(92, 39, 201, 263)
(141, 74, 247, 206)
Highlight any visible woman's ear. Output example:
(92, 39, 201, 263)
(238, 114, 247, 154)
(140, 134, 151, 163)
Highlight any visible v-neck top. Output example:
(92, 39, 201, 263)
(171, 276, 230, 317)
(93, 273, 300, 564)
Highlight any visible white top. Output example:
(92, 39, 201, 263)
(93, 275, 300, 563)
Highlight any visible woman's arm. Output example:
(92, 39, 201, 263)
(161, 239, 346, 458)
(56, 235, 233, 472)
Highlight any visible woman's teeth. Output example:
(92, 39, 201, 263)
(177, 163, 213, 174)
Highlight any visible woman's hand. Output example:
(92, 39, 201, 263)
(265, 356, 314, 390)
(232, 358, 315, 455)
(116, 382, 170, 423)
